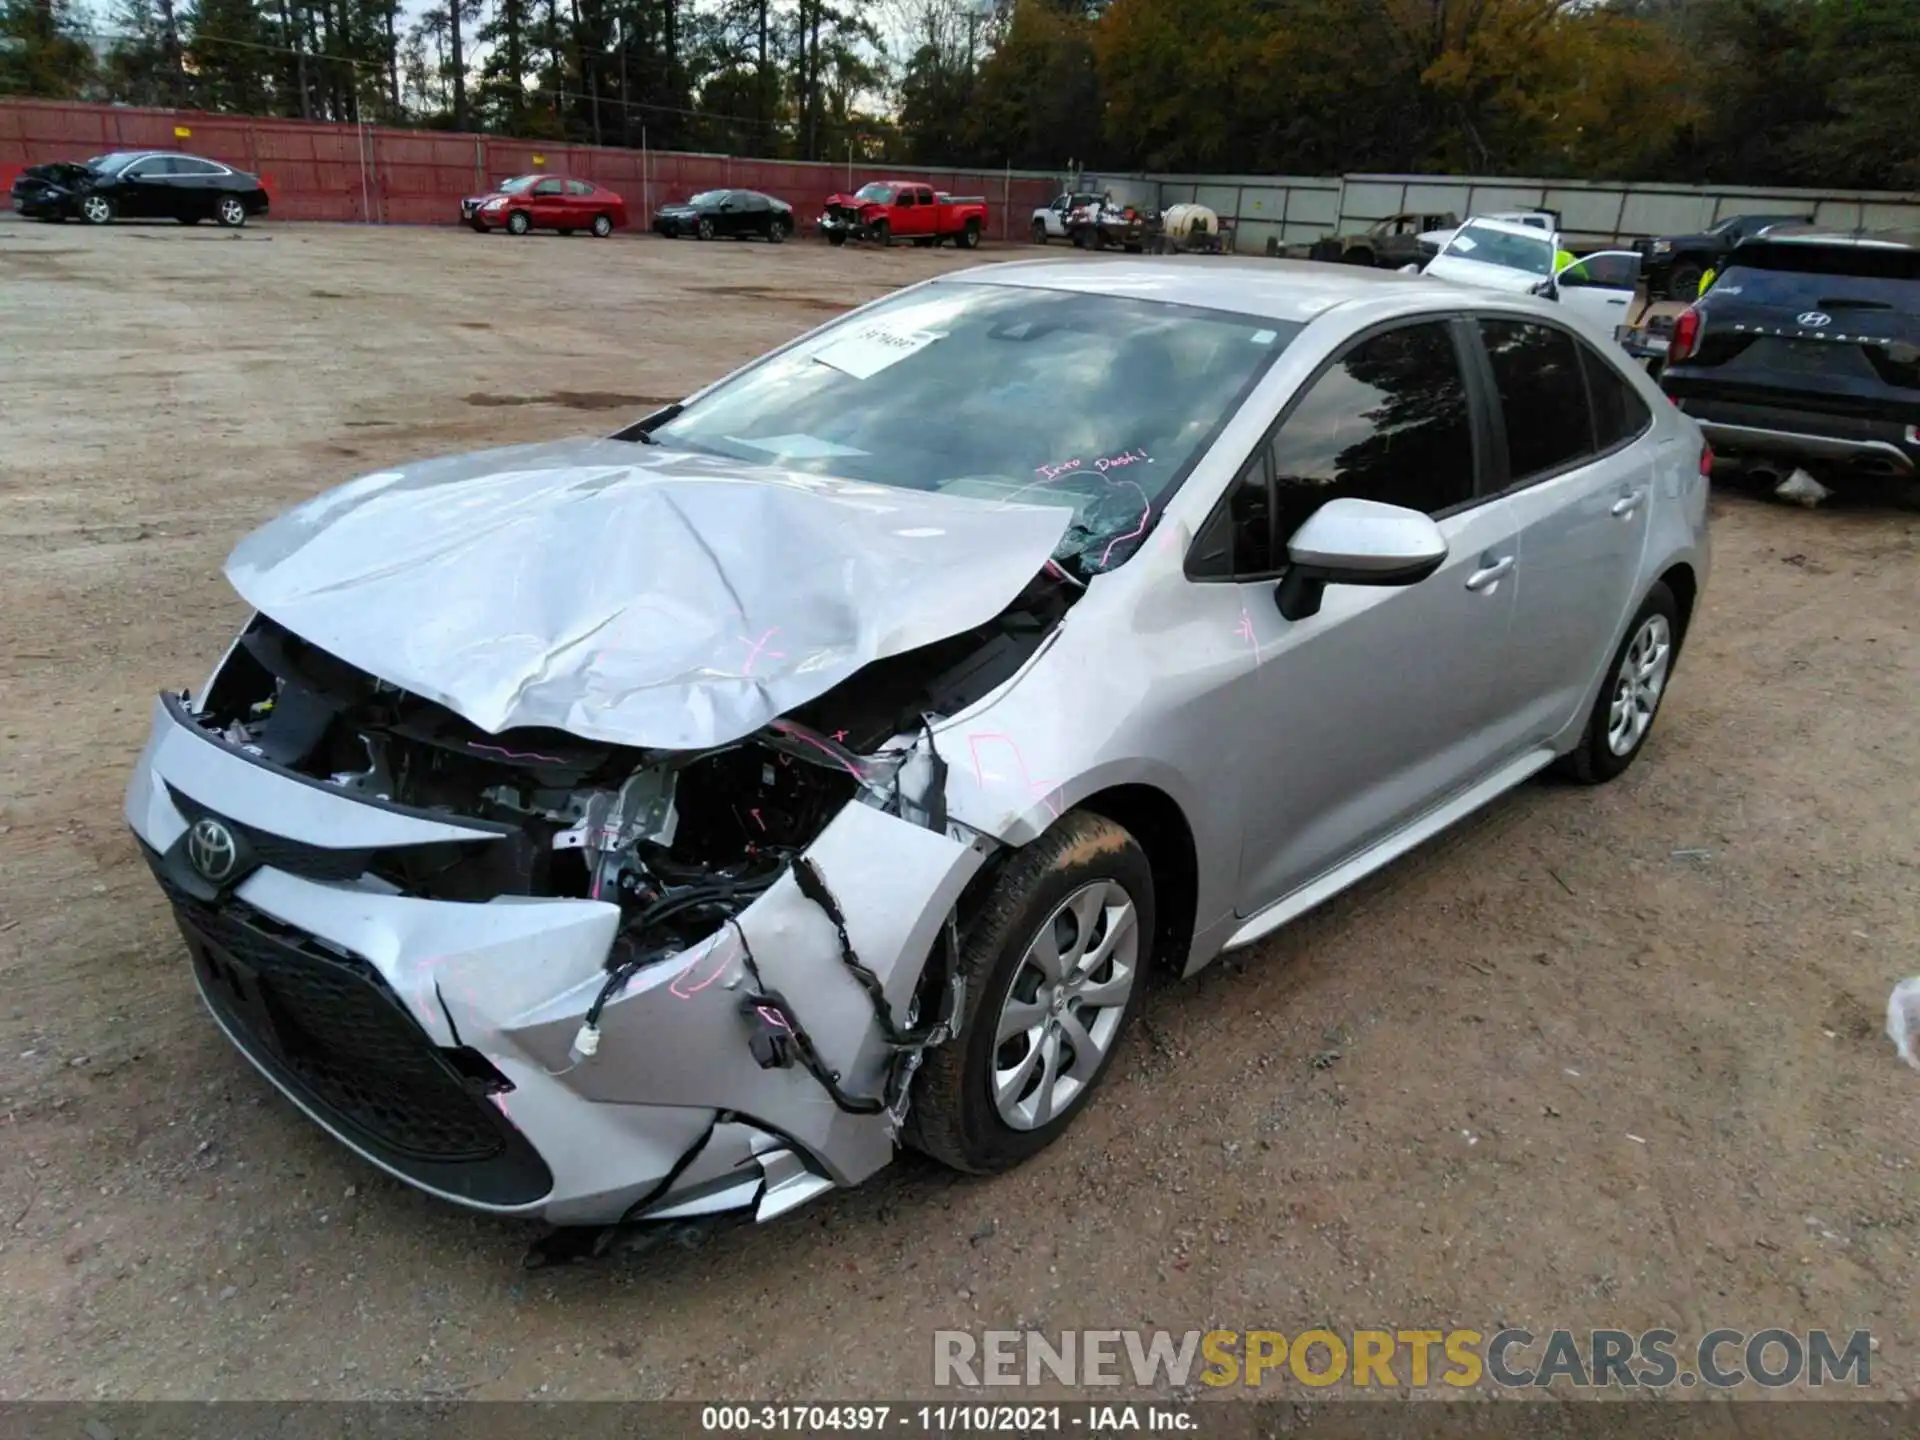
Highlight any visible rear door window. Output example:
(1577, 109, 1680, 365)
(1477, 320, 1596, 482)
(1579, 343, 1654, 451)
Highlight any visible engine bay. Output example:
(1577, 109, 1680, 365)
(190, 566, 1076, 970)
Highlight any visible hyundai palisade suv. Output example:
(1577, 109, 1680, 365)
(1659, 227, 1920, 484)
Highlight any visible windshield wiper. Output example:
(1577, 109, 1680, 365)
(613, 402, 684, 444)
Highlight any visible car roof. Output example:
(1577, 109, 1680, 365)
(1735, 224, 1920, 251)
(948, 257, 1486, 323)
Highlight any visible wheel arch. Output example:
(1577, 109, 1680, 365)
(1073, 783, 1199, 979)
(1658, 561, 1698, 649)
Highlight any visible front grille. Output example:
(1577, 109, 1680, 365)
(151, 858, 552, 1206)
(167, 784, 373, 882)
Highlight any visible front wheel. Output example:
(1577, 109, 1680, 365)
(591, 214, 613, 237)
(1666, 259, 1705, 300)
(506, 210, 532, 236)
(767, 217, 787, 243)
(80, 194, 115, 226)
(1558, 582, 1680, 784)
(1031, 220, 1049, 244)
(904, 810, 1154, 1174)
(871, 219, 891, 247)
(826, 229, 846, 246)
(696, 216, 714, 240)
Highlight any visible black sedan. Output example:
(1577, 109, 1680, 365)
(652, 189, 792, 242)
(11, 151, 270, 228)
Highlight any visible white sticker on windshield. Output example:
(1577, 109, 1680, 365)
(1251, 329, 1277, 345)
(814, 322, 944, 380)
(728, 432, 870, 460)
(1451, 235, 1477, 252)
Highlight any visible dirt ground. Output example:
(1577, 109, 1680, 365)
(1, 218, 1916, 1403)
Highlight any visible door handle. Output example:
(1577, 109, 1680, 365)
(1465, 555, 1514, 591)
(1611, 489, 1646, 517)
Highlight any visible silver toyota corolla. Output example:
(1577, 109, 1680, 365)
(126, 259, 1709, 1235)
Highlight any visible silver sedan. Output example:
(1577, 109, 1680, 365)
(125, 258, 1709, 1240)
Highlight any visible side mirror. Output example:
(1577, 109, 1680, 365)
(1276, 498, 1448, 621)
(1532, 278, 1558, 299)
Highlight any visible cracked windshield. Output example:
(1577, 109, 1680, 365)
(648, 281, 1301, 576)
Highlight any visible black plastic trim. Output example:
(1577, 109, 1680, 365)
(159, 690, 517, 837)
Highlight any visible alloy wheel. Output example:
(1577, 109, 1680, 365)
(1607, 612, 1672, 756)
(82, 196, 111, 224)
(218, 197, 245, 226)
(990, 880, 1140, 1131)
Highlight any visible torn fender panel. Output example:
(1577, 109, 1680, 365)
(507, 799, 984, 1186)
(225, 439, 1072, 751)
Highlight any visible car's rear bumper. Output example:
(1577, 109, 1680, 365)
(1669, 395, 1919, 476)
(124, 691, 981, 1226)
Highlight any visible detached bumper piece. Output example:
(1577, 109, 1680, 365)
(146, 850, 554, 1207)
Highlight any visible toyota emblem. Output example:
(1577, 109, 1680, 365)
(1797, 310, 1832, 329)
(186, 817, 240, 883)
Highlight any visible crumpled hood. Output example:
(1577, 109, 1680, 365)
(20, 162, 94, 191)
(225, 438, 1072, 751)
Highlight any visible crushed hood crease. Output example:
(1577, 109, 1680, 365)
(226, 438, 1073, 751)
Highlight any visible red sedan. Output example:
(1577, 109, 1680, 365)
(461, 175, 628, 237)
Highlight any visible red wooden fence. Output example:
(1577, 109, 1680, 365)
(0, 100, 1060, 235)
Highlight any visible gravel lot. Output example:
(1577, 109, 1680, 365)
(1, 218, 1916, 1402)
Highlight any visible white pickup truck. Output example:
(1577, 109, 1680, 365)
(1030, 191, 1103, 243)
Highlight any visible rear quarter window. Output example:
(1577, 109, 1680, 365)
(1722, 243, 1920, 308)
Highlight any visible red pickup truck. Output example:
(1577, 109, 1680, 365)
(819, 181, 988, 249)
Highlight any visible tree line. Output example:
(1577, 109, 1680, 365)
(1, 0, 1914, 188)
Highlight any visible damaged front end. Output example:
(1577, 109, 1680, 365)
(128, 557, 1079, 1232)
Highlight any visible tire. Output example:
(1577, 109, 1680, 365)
(216, 195, 247, 228)
(904, 810, 1154, 1174)
(80, 194, 115, 226)
(1031, 220, 1049, 244)
(872, 219, 891, 247)
(1342, 247, 1373, 266)
(506, 210, 531, 236)
(767, 217, 787, 244)
(1557, 582, 1680, 784)
(958, 218, 981, 250)
(1666, 259, 1705, 300)
(591, 214, 613, 238)
(827, 230, 846, 247)
(696, 216, 714, 240)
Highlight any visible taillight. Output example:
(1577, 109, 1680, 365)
(1668, 306, 1701, 365)
(1699, 443, 1714, 477)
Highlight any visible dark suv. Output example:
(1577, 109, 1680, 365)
(1659, 227, 1920, 483)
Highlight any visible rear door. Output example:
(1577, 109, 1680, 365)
(564, 178, 597, 225)
(1467, 316, 1656, 743)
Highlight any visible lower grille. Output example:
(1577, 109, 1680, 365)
(151, 859, 552, 1206)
